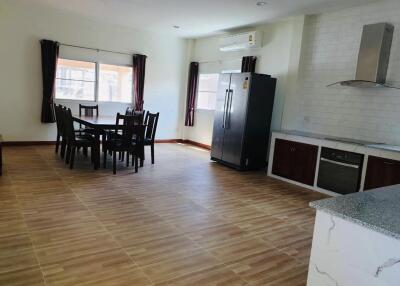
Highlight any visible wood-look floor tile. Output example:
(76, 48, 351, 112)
(113, 222, 182, 247)
(0, 249, 38, 274)
(257, 224, 313, 261)
(186, 223, 250, 248)
(35, 233, 120, 265)
(29, 217, 106, 247)
(248, 264, 308, 286)
(0, 233, 33, 258)
(208, 237, 273, 264)
(142, 250, 221, 284)
(125, 234, 200, 267)
(0, 267, 45, 286)
(155, 265, 247, 286)
(42, 250, 151, 286)
(225, 248, 299, 283)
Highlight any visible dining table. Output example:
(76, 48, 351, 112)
(72, 115, 145, 170)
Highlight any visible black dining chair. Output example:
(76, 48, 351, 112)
(143, 112, 159, 164)
(103, 113, 145, 174)
(63, 108, 97, 169)
(54, 104, 64, 154)
(78, 104, 98, 133)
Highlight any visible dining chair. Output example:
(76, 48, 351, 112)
(144, 112, 159, 164)
(78, 104, 98, 132)
(54, 104, 63, 154)
(63, 108, 96, 169)
(125, 107, 134, 115)
(103, 113, 145, 174)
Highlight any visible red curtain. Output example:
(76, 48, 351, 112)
(241, 56, 257, 73)
(133, 54, 147, 111)
(40, 39, 59, 123)
(185, 62, 199, 127)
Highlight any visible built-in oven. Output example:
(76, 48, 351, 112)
(317, 147, 364, 195)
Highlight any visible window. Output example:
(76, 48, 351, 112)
(99, 64, 133, 103)
(55, 58, 133, 103)
(56, 59, 96, 101)
(197, 74, 219, 110)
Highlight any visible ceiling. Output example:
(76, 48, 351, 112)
(27, 0, 380, 38)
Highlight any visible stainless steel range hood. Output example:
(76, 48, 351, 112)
(328, 23, 399, 89)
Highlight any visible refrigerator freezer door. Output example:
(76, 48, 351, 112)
(211, 73, 231, 160)
(221, 73, 250, 167)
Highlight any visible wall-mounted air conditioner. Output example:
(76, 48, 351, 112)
(219, 31, 262, 52)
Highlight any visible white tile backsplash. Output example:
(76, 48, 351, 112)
(289, 0, 400, 145)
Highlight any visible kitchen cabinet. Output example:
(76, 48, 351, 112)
(364, 156, 400, 190)
(272, 139, 318, 186)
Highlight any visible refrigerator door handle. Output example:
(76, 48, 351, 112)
(222, 89, 229, 129)
(226, 89, 233, 129)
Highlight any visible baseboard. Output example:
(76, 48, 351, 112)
(2, 139, 211, 150)
(2, 141, 56, 146)
(178, 139, 211, 150)
(154, 139, 180, 143)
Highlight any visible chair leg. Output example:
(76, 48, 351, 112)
(132, 153, 135, 167)
(126, 152, 130, 167)
(55, 134, 60, 153)
(91, 147, 96, 170)
(65, 144, 71, 164)
(69, 146, 76, 169)
(151, 144, 155, 164)
(113, 151, 117, 175)
(135, 155, 139, 173)
(103, 147, 107, 168)
(83, 147, 88, 157)
(60, 138, 66, 158)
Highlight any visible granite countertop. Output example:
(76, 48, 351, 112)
(276, 129, 400, 153)
(310, 185, 400, 240)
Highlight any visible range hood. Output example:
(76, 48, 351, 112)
(328, 23, 399, 89)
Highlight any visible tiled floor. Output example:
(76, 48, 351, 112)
(0, 143, 326, 285)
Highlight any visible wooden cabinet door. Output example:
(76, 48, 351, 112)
(291, 142, 319, 186)
(364, 156, 400, 190)
(272, 139, 293, 179)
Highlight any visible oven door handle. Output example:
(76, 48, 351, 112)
(320, 158, 360, 169)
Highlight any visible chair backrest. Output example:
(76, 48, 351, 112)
(144, 112, 159, 142)
(133, 110, 145, 124)
(114, 113, 141, 147)
(54, 104, 62, 133)
(63, 108, 76, 143)
(125, 107, 134, 115)
(79, 104, 99, 117)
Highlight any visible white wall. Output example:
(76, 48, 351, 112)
(0, 0, 189, 141)
(183, 16, 305, 145)
(285, 0, 400, 145)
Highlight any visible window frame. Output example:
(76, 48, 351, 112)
(55, 57, 133, 104)
(98, 62, 133, 104)
(196, 73, 220, 111)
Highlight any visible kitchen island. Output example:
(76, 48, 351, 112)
(307, 185, 400, 285)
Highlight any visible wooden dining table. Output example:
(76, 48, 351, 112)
(72, 115, 115, 169)
(73, 115, 146, 170)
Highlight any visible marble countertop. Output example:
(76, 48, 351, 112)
(275, 130, 400, 153)
(310, 185, 400, 240)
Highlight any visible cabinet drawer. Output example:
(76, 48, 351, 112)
(364, 156, 400, 190)
(272, 139, 318, 186)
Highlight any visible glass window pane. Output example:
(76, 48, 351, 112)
(197, 73, 219, 110)
(99, 64, 133, 103)
(55, 58, 96, 101)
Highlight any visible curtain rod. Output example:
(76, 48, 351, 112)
(59, 43, 133, 56)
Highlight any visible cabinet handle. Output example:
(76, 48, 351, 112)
(383, 161, 395, 165)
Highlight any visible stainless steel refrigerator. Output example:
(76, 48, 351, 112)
(211, 73, 276, 170)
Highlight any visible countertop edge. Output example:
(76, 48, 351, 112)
(310, 201, 400, 241)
